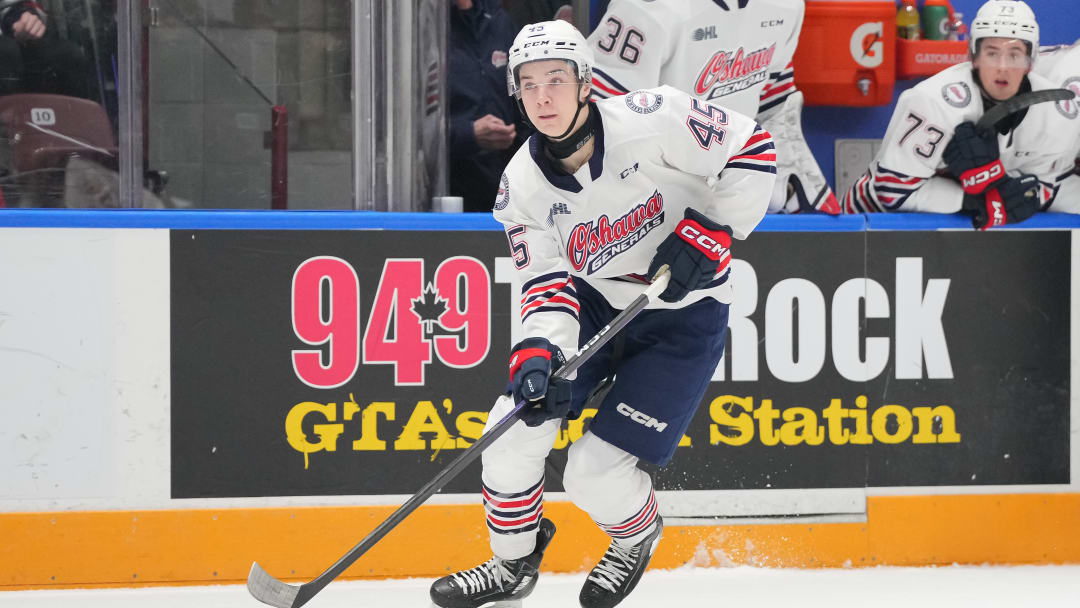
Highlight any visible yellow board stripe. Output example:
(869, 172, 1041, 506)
(1, 493, 1078, 590)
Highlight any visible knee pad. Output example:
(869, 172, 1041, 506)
(481, 395, 559, 488)
(563, 432, 647, 517)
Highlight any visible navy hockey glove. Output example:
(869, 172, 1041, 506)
(647, 208, 733, 303)
(943, 121, 1004, 195)
(508, 337, 573, 427)
(962, 173, 1040, 230)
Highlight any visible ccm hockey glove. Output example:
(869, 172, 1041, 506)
(962, 173, 1040, 230)
(647, 208, 733, 303)
(943, 121, 1004, 195)
(508, 337, 572, 427)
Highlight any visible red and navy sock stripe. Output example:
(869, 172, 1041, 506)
(483, 478, 545, 535)
(597, 490, 658, 541)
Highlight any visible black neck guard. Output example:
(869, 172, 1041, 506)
(544, 102, 596, 159)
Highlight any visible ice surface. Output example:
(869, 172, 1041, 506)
(1, 564, 1078, 607)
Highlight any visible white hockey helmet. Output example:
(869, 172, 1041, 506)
(506, 20, 594, 99)
(970, 0, 1039, 63)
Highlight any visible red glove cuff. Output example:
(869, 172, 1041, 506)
(675, 218, 732, 262)
(509, 347, 550, 380)
(959, 159, 1005, 195)
(982, 188, 1007, 231)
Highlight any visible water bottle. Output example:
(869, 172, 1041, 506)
(921, 0, 952, 41)
(897, 0, 921, 40)
(947, 12, 969, 42)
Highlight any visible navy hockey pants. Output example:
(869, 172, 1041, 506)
(570, 278, 729, 466)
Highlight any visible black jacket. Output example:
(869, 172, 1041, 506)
(449, 0, 530, 212)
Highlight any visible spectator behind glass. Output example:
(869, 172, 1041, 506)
(449, 0, 529, 212)
(502, 0, 573, 31)
(0, 1, 89, 98)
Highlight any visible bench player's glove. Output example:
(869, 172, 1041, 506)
(962, 172, 1040, 230)
(508, 337, 572, 427)
(647, 208, 733, 303)
(943, 121, 1004, 195)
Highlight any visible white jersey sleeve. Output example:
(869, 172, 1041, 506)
(1037, 40, 1080, 82)
(493, 177, 581, 359)
(843, 85, 962, 214)
(587, 0, 675, 99)
(1037, 40, 1080, 214)
(650, 86, 774, 238)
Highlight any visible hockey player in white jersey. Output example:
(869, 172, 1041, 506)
(1035, 39, 1080, 213)
(429, 19, 772, 608)
(587, 0, 839, 214)
(843, 0, 1080, 228)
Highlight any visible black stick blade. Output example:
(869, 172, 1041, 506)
(248, 562, 302, 608)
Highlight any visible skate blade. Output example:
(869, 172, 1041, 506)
(427, 603, 522, 608)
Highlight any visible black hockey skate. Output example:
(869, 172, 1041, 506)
(430, 518, 556, 608)
(578, 516, 663, 608)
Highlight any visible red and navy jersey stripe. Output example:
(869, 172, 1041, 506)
(759, 61, 796, 114)
(521, 271, 580, 323)
(1041, 169, 1074, 210)
(843, 164, 926, 213)
(724, 125, 776, 175)
(590, 66, 632, 100)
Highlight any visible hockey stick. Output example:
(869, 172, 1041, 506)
(975, 88, 1075, 131)
(247, 267, 672, 608)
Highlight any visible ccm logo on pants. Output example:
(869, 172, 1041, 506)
(616, 403, 668, 432)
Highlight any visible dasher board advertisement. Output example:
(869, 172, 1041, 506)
(170, 230, 1069, 498)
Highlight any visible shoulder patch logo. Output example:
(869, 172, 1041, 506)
(941, 82, 972, 108)
(495, 173, 510, 211)
(1055, 78, 1080, 120)
(625, 90, 664, 114)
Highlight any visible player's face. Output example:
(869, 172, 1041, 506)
(518, 60, 589, 137)
(973, 38, 1032, 101)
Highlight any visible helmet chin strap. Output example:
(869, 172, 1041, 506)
(542, 85, 594, 159)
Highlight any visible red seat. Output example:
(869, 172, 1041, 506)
(0, 93, 118, 174)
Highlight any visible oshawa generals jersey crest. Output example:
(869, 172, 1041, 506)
(494, 86, 774, 357)
(587, 0, 803, 118)
(844, 63, 1080, 215)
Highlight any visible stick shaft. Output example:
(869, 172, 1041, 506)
(269, 270, 671, 607)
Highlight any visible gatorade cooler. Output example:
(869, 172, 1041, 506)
(793, 0, 896, 106)
(897, 39, 970, 78)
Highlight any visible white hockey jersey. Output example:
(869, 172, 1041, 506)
(843, 63, 1080, 215)
(586, 0, 803, 118)
(494, 86, 774, 357)
(1035, 41, 1080, 213)
(1037, 39, 1080, 81)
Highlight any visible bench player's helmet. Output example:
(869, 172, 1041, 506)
(970, 0, 1039, 64)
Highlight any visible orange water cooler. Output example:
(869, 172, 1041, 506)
(793, 0, 897, 106)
